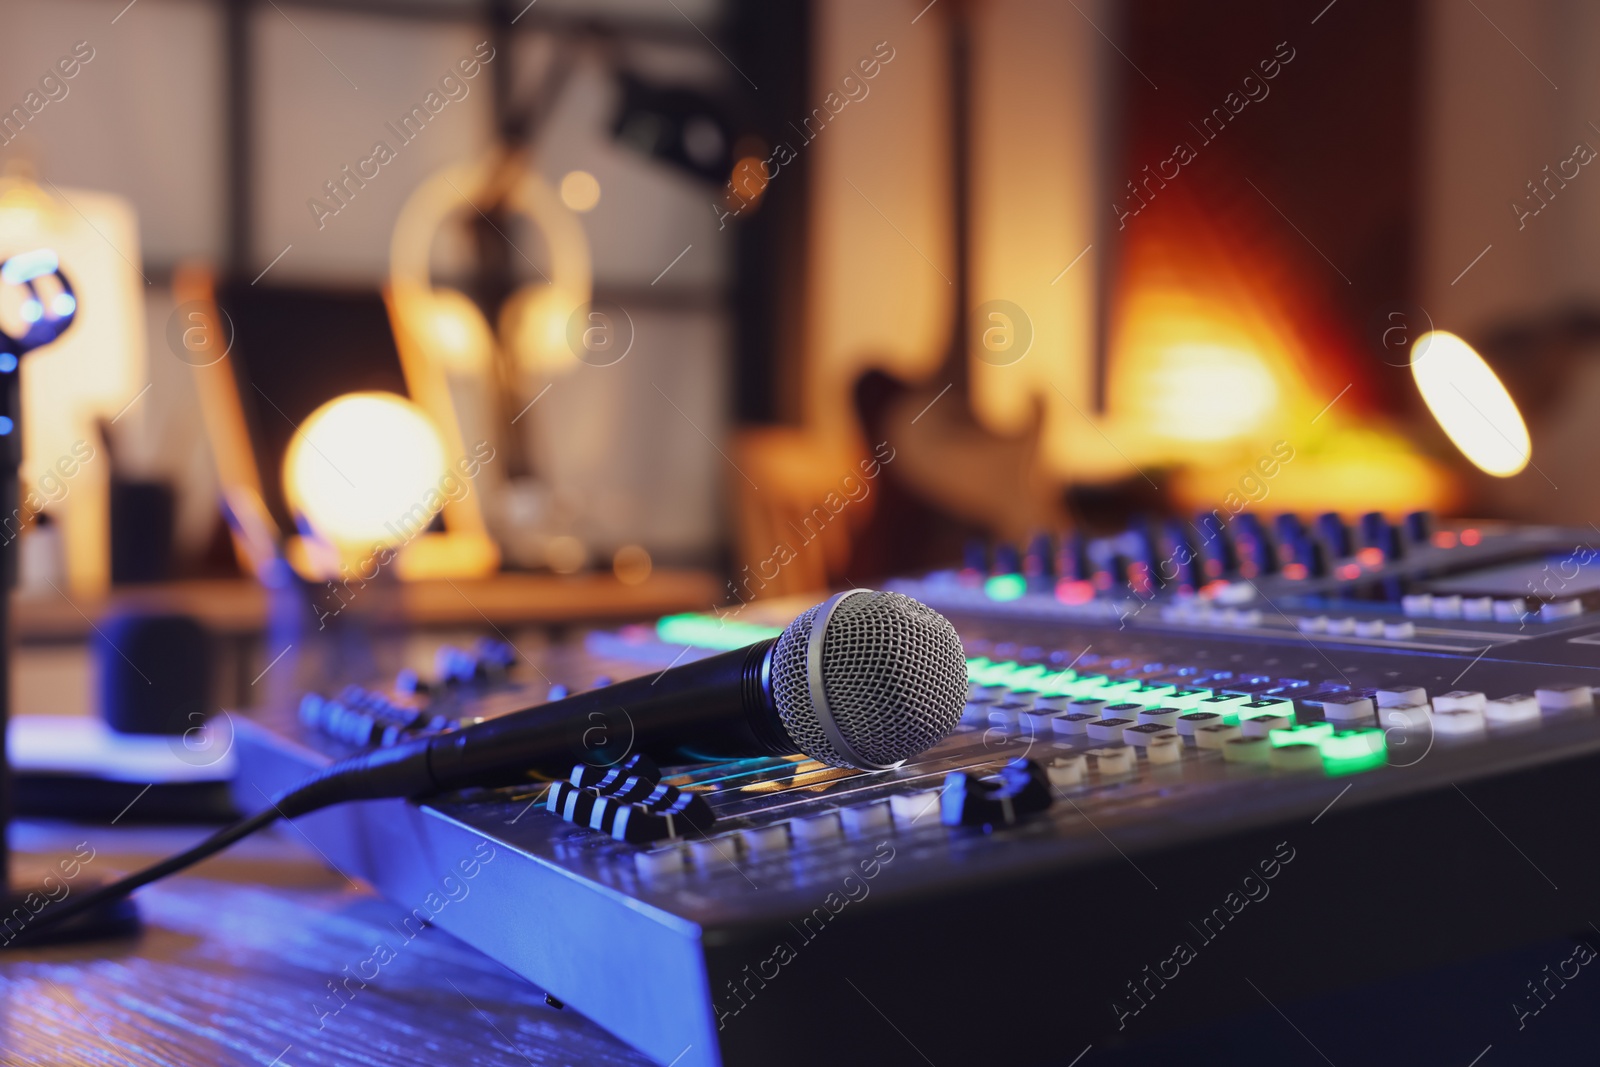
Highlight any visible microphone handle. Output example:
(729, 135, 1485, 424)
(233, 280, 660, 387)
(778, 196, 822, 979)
(424, 637, 786, 793)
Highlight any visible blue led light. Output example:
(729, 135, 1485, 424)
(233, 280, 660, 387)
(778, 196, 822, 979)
(20, 300, 42, 323)
(0, 417, 16, 436)
(51, 293, 75, 316)
(0, 353, 15, 373)
(0, 249, 58, 285)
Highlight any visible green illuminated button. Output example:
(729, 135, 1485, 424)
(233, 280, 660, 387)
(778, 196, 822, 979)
(1323, 749, 1387, 776)
(1196, 694, 1252, 724)
(1318, 728, 1385, 761)
(1168, 688, 1211, 710)
(1223, 736, 1272, 763)
(1132, 682, 1178, 702)
(1098, 678, 1143, 697)
(1241, 697, 1294, 718)
(1269, 722, 1334, 748)
(656, 614, 784, 649)
(1003, 664, 1052, 691)
(1138, 707, 1182, 727)
(985, 573, 1027, 601)
(1269, 743, 1323, 771)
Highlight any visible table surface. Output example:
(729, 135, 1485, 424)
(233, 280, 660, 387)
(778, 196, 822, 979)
(12, 571, 721, 643)
(0, 820, 654, 1067)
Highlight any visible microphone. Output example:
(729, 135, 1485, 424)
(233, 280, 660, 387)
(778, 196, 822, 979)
(24, 589, 967, 937)
(292, 589, 969, 813)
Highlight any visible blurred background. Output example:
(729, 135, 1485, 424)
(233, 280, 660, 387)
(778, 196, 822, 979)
(0, 0, 1587, 749)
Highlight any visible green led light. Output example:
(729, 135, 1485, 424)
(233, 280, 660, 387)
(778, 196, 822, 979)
(985, 574, 1028, 601)
(656, 614, 784, 650)
(1318, 729, 1385, 762)
(1133, 683, 1178, 701)
(1168, 688, 1211, 710)
(966, 658, 991, 680)
(1034, 669, 1079, 696)
(1003, 665, 1052, 691)
(1196, 694, 1252, 725)
(1270, 722, 1334, 748)
(1323, 750, 1387, 777)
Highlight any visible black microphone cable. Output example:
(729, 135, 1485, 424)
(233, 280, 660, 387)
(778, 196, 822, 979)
(18, 738, 442, 942)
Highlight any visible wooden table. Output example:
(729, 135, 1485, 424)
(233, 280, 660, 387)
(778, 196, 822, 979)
(12, 571, 721, 643)
(0, 820, 653, 1067)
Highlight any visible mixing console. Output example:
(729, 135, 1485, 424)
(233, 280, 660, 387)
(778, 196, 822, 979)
(234, 512, 1600, 1067)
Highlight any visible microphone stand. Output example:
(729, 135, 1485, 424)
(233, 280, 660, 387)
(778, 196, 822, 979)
(0, 250, 138, 945)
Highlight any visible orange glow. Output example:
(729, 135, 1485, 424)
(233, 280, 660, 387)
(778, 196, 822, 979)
(1432, 530, 1458, 549)
(1282, 562, 1307, 581)
(726, 157, 769, 212)
(1336, 563, 1362, 580)
(1461, 528, 1481, 546)
(1357, 547, 1384, 567)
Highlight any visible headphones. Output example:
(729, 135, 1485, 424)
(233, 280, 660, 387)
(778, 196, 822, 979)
(389, 150, 592, 381)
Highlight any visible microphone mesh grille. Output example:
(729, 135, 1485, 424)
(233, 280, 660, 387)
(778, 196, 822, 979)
(769, 590, 967, 768)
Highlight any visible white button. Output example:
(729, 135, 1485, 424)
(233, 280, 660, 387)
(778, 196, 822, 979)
(889, 791, 941, 826)
(1032, 692, 1073, 710)
(1354, 620, 1385, 638)
(1269, 743, 1323, 770)
(1542, 599, 1583, 621)
(985, 702, 1029, 726)
(1484, 694, 1540, 725)
(1223, 736, 1271, 763)
(635, 846, 688, 878)
(840, 802, 892, 835)
(1376, 686, 1427, 708)
(1383, 621, 1416, 640)
(1146, 736, 1183, 763)
(791, 812, 842, 845)
(1241, 714, 1291, 737)
(1431, 596, 1463, 619)
(1535, 684, 1595, 712)
(1378, 702, 1431, 730)
(1067, 698, 1110, 717)
(1137, 707, 1181, 727)
(1123, 723, 1178, 746)
(1051, 712, 1100, 736)
(1020, 708, 1063, 733)
(1434, 690, 1486, 713)
(1196, 723, 1241, 750)
(1176, 711, 1222, 736)
(1086, 717, 1135, 742)
(740, 824, 791, 857)
(1297, 616, 1329, 633)
(689, 837, 741, 868)
(1321, 695, 1376, 722)
(1402, 594, 1434, 617)
(1089, 746, 1135, 774)
(1046, 754, 1086, 786)
(1492, 598, 1529, 623)
(1327, 617, 1357, 635)
(1434, 708, 1485, 735)
(1461, 597, 1495, 621)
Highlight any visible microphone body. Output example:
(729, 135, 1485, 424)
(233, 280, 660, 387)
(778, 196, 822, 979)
(285, 589, 968, 816)
(427, 638, 784, 792)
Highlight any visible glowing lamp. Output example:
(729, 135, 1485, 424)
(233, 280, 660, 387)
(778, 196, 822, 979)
(1410, 330, 1530, 477)
(282, 391, 447, 550)
(559, 170, 601, 213)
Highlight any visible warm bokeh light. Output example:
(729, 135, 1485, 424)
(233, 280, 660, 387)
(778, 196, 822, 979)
(612, 543, 652, 585)
(283, 392, 447, 549)
(1136, 341, 1280, 443)
(410, 288, 494, 373)
(1411, 330, 1530, 477)
(559, 170, 601, 213)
